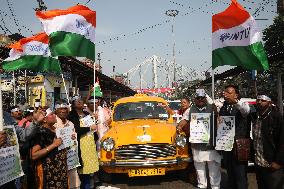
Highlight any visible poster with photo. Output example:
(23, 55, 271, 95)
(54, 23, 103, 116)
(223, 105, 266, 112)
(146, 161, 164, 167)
(215, 116, 235, 151)
(0, 126, 24, 186)
(189, 113, 211, 143)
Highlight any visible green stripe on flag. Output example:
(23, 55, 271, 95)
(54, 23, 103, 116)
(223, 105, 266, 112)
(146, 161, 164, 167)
(213, 42, 269, 71)
(2, 55, 61, 73)
(49, 31, 96, 61)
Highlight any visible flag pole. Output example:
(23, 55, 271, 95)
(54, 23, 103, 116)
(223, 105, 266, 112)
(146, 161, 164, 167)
(0, 74, 3, 131)
(61, 73, 70, 105)
(58, 61, 70, 105)
(13, 71, 16, 106)
(212, 68, 215, 147)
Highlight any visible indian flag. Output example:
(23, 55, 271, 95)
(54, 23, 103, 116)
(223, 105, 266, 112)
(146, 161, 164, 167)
(91, 81, 103, 97)
(2, 33, 61, 73)
(212, 0, 269, 71)
(36, 5, 96, 61)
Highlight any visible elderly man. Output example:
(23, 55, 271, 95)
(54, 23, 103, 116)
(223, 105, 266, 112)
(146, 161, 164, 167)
(252, 94, 284, 189)
(178, 89, 221, 189)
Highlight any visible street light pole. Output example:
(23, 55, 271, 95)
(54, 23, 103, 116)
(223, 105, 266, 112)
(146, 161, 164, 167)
(166, 10, 179, 88)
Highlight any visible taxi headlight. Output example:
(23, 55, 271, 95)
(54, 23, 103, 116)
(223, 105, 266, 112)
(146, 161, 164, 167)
(175, 135, 187, 147)
(102, 137, 115, 151)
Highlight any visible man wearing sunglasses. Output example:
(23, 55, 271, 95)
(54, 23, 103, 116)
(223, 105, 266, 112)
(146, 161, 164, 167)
(252, 94, 284, 189)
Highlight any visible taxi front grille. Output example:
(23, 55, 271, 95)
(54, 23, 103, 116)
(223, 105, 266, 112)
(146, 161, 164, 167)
(115, 144, 176, 160)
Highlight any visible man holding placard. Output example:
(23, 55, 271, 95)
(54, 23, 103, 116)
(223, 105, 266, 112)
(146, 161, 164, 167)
(219, 85, 250, 189)
(178, 89, 221, 189)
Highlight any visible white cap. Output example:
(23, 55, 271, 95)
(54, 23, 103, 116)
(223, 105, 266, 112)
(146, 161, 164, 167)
(257, 95, 271, 101)
(70, 96, 81, 102)
(196, 89, 206, 97)
(55, 103, 69, 110)
(11, 107, 20, 113)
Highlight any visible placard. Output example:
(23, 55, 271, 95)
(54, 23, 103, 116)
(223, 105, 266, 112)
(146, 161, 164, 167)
(215, 116, 235, 151)
(189, 113, 211, 143)
(0, 126, 24, 186)
(56, 126, 74, 150)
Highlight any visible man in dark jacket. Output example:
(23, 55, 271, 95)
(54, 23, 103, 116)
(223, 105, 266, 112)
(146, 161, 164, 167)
(252, 94, 284, 189)
(219, 85, 250, 189)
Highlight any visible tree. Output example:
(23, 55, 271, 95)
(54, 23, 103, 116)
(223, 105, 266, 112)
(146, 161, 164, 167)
(263, 15, 284, 114)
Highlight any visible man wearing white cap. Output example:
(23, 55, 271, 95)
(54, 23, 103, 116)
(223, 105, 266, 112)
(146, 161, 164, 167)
(252, 94, 284, 189)
(178, 89, 221, 189)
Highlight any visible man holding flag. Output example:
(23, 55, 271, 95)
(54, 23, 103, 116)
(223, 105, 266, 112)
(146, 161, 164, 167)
(212, 0, 269, 189)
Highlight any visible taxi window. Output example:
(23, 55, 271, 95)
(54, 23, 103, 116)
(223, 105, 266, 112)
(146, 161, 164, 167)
(113, 101, 169, 121)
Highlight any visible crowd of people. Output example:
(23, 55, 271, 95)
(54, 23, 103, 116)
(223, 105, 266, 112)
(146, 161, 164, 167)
(0, 96, 112, 189)
(175, 85, 284, 189)
(0, 84, 283, 189)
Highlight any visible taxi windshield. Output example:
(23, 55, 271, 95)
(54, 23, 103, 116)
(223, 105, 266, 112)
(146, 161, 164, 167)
(113, 101, 169, 121)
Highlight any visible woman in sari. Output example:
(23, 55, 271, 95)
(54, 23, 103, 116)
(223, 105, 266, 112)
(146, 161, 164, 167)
(31, 108, 69, 189)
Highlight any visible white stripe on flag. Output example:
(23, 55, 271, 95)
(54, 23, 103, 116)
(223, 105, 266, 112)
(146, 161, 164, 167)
(212, 16, 261, 51)
(40, 14, 96, 44)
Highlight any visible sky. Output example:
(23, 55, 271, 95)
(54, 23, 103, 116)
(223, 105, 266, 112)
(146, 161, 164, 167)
(0, 0, 278, 88)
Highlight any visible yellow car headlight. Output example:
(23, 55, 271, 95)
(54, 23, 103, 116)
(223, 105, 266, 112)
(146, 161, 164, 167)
(175, 135, 187, 147)
(102, 137, 115, 151)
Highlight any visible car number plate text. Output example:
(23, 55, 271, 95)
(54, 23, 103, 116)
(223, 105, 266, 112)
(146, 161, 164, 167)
(128, 168, 165, 177)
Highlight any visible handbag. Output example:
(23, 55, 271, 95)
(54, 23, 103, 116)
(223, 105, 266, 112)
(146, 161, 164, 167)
(234, 138, 251, 161)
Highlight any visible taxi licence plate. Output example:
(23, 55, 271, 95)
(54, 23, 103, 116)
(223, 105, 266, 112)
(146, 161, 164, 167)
(128, 168, 165, 177)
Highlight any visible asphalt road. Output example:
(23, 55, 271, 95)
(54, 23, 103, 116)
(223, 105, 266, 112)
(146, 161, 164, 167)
(100, 169, 258, 189)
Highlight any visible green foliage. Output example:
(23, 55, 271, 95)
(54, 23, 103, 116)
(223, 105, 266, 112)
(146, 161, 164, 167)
(263, 15, 284, 72)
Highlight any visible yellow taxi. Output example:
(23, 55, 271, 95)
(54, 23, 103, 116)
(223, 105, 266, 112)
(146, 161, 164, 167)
(99, 94, 191, 177)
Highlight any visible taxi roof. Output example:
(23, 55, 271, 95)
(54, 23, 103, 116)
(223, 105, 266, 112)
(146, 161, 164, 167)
(114, 94, 168, 106)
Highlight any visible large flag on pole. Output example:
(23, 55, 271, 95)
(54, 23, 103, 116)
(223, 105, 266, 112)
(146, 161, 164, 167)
(1, 32, 61, 73)
(36, 5, 96, 61)
(212, 0, 269, 71)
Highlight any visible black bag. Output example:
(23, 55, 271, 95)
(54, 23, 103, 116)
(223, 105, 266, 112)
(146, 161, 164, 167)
(234, 138, 251, 161)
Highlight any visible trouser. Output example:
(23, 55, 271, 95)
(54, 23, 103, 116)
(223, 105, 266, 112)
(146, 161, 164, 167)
(79, 174, 91, 189)
(255, 166, 283, 189)
(194, 160, 221, 189)
(222, 151, 248, 189)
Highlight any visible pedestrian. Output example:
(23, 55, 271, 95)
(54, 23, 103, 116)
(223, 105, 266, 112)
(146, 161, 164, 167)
(176, 97, 191, 136)
(30, 108, 68, 189)
(68, 96, 99, 189)
(10, 105, 23, 124)
(178, 89, 221, 189)
(252, 94, 284, 189)
(54, 102, 81, 189)
(219, 85, 250, 189)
